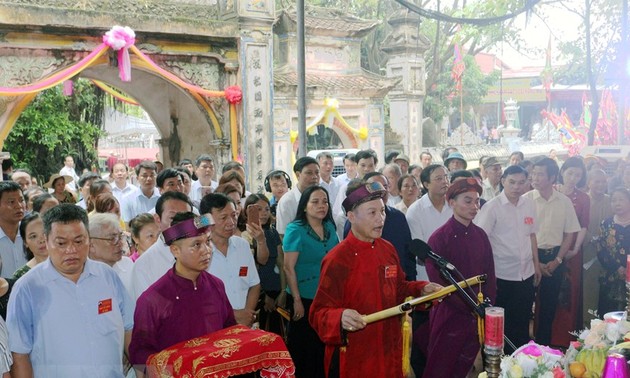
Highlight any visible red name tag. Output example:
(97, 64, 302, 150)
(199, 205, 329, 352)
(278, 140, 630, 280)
(524, 217, 534, 225)
(98, 298, 112, 315)
(239, 266, 248, 277)
(384, 265, 397, 279)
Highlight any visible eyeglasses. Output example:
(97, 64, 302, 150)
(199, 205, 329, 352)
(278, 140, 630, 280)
(92, 233, 125, 245)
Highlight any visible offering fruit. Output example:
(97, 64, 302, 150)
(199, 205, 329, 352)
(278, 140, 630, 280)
(569, 361, 586, 378)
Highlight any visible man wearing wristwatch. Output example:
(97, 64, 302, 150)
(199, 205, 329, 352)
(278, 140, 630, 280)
(524, 157, 580, 346)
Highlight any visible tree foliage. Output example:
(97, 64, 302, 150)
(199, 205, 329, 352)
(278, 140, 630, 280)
(5, 79, 105, 182)
(426, 54, 500, 123)
(290, 0, 524, 124)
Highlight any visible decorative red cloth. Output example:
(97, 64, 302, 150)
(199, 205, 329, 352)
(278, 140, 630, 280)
(146, 325, 295, 378)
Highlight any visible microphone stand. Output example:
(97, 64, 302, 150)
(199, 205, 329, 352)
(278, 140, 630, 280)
(437, 265, 517, 352)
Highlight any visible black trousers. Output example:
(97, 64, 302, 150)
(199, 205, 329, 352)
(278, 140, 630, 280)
(496, 276, 535, 354)
(286, 295, 325, 378)
(535, 247, 563, 346)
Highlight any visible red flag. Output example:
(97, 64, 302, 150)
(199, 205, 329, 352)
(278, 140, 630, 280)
(451, 44, 466, 90)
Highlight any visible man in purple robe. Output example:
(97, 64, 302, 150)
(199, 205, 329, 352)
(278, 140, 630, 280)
(423, 178, 497, 378)
(129, 212, 236, 377)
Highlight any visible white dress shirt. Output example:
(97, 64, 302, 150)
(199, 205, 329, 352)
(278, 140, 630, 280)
(0, 227, 25, 278)
(59, 166, 79, 191)
(112, 182, 139, 204)
(275, 186, 302, 235)
(319, 177, 340, 207)
(208, 236, 260, 310)
(112, 256, 135, 299)
(189, 179, 219, 203)
(475, 192, 538, 281)
(406, 194, 452, 280)
(131, 239, 173, 300)
(121, 187, 160, 222)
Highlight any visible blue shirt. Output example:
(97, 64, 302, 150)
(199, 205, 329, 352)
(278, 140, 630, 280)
(283, 220, 339, 299)
(7, 259, 134, 377)
(0, 227, 26, 278)
(344, 205, 416, 280)
(121, 188, 160, 222)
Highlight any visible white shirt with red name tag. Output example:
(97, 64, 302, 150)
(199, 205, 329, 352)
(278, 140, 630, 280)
(475, 192, 538, 281)
(209, 236, 260, 310)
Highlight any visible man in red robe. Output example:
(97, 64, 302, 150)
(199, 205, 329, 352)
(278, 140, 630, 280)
(309, 180, 442, 377)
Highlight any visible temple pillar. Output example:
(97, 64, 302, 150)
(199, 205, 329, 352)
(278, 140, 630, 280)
(237, 0, 275, 192)
(382, 7, 431, 162)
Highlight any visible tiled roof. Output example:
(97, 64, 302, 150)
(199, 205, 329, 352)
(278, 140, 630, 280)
(281, 6, 379, 33)
(274, 67, 399, 90)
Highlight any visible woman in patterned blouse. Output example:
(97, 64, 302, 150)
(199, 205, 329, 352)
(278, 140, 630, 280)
(597, 187, 630, 315)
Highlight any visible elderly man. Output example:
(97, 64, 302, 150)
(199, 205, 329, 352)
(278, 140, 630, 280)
(129, 212, 235, 378)
(88, 213, 134, 296)
(343, 172, 416, 281)
(10, 171, 31, 192)
(7, 204, 133, 377)
(201, 193, 260, 327)
(310, 181, 441, 377)
(110, 163, 139, 204)
(131, 192, 194, 299)
(444, 152, 467, 173)
(393, 154, 410, 176)
(382, 163, 403, 206)
(0, 182, 26, 278)
(406, 164, 452, 280)
(524, 157, 580, 346)
(481, 156, 503, 201)
(121, 161, 160, 222)
(317, 151, 340, 204)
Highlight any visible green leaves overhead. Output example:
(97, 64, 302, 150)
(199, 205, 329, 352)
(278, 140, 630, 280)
(6, 79, 104, 182)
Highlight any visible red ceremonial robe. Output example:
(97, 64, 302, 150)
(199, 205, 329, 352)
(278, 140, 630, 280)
(309, 231, 428, 378)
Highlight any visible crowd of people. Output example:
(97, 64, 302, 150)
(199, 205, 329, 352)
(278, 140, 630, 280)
(0, 146, 624, 377)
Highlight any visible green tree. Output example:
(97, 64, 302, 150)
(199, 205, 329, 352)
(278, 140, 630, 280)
(426, 54, 500, 124)
(5, 79, 104, 182)
(293, 0, 524, 124)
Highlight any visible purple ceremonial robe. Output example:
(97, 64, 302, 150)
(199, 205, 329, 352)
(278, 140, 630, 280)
(129, 266, 236, 366)
(423, 216, 496, 378)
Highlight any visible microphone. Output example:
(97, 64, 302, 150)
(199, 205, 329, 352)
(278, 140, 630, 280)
(408, 239, 455, 272)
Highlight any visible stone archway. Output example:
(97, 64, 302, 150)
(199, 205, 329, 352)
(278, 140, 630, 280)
(0, 55, 229, 167)
(0, 42, 237, 170)
(79, 63, 227, 167)
(0, 0, 277, 189)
